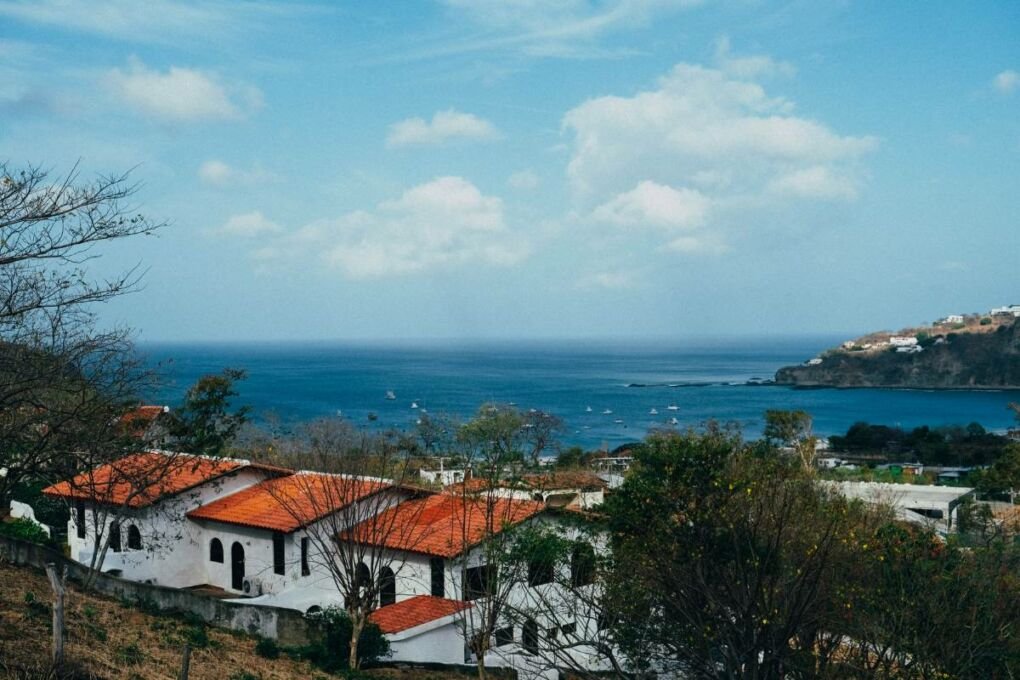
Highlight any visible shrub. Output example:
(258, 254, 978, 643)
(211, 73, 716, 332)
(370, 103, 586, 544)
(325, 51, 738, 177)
(182, 623, 210, 648)
(300, 606, 390, 671)
(0, 517, 51, 544)
(116, 642, 144, 666)
(255, 636, 280, 659)
(981, 317, 992, 325)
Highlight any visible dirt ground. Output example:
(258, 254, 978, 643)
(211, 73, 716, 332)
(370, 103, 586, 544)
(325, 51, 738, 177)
(0, 559, 474, 680)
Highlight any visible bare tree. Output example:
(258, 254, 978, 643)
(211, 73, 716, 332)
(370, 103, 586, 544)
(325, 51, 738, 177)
(0, 161, 162, 507)
(263, 418, 430, 670)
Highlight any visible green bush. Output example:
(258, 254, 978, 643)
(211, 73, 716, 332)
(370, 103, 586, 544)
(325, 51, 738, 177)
(255, 636, 280, 659)
(980, 317, 992, 325)
(0, 517, 51, 544)
(299, 606, 390, 671)
(116, 642, 144, 666)
(182, 622, 210, 648)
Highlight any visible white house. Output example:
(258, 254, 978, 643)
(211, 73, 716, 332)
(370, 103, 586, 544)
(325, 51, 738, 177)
(889, 336, 918, 347)
(940, 315, 964, 324)
(826, 481, 973, 533)
(990, 304, 1020, 317)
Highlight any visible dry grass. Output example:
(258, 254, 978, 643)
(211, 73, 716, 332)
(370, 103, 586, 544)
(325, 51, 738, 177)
(0, 559, 469, 680)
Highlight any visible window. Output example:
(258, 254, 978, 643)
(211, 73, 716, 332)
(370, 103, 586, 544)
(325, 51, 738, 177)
(528, 557, 554, 587)
(127, 525, 142, 550)
(301, 537, 310, 576)
(430, 557, 445, 597)
(522, 619, 539, 654)
(108, 522, 121, 552)
(356, 562, 371, 597)
(273, 532, 286, 575)
(379, 566, 396, 607)
(547, 626, 559, 642)
(464, 564, 495, 601)
(210, 538, 224, 563)
(75, 502, 86, 539)
(570, 543, 596, 587)
(560, 622, 576, 636)
(494, 626, 514, 647)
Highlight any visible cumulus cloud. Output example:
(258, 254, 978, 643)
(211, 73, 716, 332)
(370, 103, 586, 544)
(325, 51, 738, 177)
(105, 58, 262, 123)
(386, 109, 500, 147)
(993, 69, 1019, 94)
(593, 181, 709, 230)
(198, 159, 277, 187)
(563, 55, 876, 254)
(218, 211, 282, 238)
(255, 177, 527, 278)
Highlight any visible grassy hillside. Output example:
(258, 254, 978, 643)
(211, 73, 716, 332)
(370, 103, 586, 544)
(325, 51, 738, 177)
(0, 561, 465, 680)
(775, 317, 1020, 388)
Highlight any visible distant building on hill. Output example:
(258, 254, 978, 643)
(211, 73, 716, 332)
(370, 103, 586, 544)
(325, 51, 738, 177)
(990, 304, 1020, 317)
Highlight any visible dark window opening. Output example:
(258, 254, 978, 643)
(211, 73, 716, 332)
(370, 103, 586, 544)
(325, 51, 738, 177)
(127, 525, 142, 550)
(528, 558, 554, 587)
(547, 626, 559, 642)
(108, 522, 121, 553)
(464, 564, 496, 601)
(494, 626, 514, 647)
(210, 538, 224, 563)
(561, 622, 576, 636)
(571, 543, 596, 587)
(272, 532, 285, 575)
(75, 502, 86, 539)
(356, 562, 371, 599)
(430, 557, 445, 597)
(522, 619, 539, 654)
(301, 537, 310, 576)
(379, 566, 396, 607)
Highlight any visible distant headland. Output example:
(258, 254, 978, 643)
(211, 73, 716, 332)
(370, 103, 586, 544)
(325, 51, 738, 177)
(775, 306, 1020, 389)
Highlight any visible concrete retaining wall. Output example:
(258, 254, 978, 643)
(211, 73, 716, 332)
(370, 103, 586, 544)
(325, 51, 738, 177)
(0, 535, 311, 645)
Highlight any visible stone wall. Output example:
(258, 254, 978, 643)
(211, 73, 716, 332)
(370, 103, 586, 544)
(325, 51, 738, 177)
(0, 535, 311, 646)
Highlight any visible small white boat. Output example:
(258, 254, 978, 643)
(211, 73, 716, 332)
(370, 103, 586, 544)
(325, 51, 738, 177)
(667, 404, 679, 411)
(585, 406, 593, 413)
(602, 409, 613, 415)
(613, 419, 623, 424)
(385, 390, 396, 400)
(420, 408, 428, 414)
(649, 408, 658, 415)
(669, 417, 679, 425)
(411, 401, 419, 409)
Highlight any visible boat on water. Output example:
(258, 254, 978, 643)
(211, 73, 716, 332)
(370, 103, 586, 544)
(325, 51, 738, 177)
(411, 401, 419, 409)
(613, 419, 624, 424)
(368, 412, 379, 421)
(385, 390, 396, 400)
(585, 406, 593, 413)
(667, 404, 679, 411)
(602, 409, 613, 415)
(669, 417, 679, 425)
(649, 408, 658, 415)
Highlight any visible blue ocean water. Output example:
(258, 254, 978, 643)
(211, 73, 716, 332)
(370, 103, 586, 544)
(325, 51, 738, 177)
(139, 338, 1020, 450)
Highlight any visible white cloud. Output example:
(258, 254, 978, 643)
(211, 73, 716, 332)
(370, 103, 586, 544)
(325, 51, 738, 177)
(713, 36, 795, 79)
(218, 211, 282, 238)
(105, 58, 262, 123)
(562, 57, 875, 253)
(508, 169, 540, 190)
(993, 69, 1019, 94)
(256, 177, 527, 279)
(386, 109, 500, 147)
(593, 181, 709, 230)
(199, 159, 277, 187)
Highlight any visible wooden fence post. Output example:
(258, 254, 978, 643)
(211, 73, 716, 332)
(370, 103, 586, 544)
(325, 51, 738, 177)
(44, 562, 66, 668)
(179, 643, 191, 680)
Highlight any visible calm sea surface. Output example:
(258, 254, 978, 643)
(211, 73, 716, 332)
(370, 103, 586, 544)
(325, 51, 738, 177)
(139, 338, 1020, 450)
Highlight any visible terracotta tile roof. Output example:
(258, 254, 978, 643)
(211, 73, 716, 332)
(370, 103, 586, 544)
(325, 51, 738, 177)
(119, 405, 169, 438)
(43, 452, 246, 509)
(369, 595, 470, 634)
(521, 471, 608, 491)
(187, 473, 390, 533)
(345, 493, 545, 558)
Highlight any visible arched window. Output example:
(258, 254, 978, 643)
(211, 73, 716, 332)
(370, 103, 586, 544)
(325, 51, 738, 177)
(528, 556, 554, 587)
(379, 566, 396, 607)
(210, 538, 224, 563)
(127, 525, 142, 550)
(108, 522, 121, 553)
(570, 543, 596, 587)
(522, 618, 539, 654)
(356, 562, 371, 596)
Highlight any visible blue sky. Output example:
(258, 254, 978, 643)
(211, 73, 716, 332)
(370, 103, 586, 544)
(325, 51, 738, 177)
(1, 1, 1018, 342)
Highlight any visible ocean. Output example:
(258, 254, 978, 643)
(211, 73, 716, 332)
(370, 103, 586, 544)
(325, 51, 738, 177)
(139, 338, 1020, 450)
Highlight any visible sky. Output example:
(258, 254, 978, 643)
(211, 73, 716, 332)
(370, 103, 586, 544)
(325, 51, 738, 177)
(1, 0, 1018, 342)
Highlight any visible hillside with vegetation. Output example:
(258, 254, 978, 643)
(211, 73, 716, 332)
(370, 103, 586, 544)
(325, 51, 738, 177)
(775, 314, 1020, 388)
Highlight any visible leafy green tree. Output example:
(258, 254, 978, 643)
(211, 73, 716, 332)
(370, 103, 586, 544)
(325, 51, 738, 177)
(977, 443, 1020, 503)
(763, 409, 817, 470)
(167, 368, 250, 456)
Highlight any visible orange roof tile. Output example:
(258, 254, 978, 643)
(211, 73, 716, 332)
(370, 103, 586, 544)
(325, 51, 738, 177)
(345, 494, 545, 558)
(187, 473, 390, 533)
(119, 405, 169, 438)
(369, 596, 470, 634)
(43, 452, 245, 509)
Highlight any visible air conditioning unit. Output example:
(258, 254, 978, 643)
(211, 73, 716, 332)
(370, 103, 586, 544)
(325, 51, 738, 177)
(242, 577, 264, 596)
